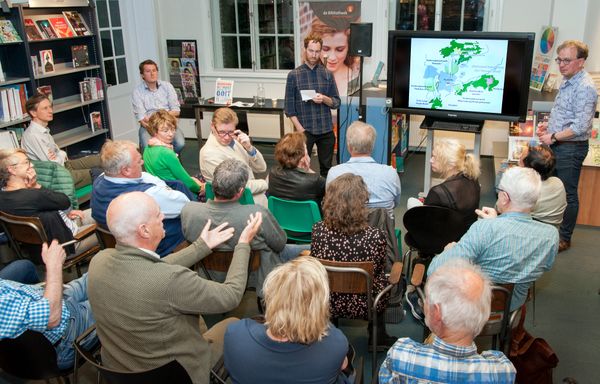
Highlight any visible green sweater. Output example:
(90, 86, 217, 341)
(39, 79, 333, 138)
(143, 145, 200, 193)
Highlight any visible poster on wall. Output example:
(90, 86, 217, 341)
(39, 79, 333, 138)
(530, 26, 558, 91)
(298, 1, 361, 97)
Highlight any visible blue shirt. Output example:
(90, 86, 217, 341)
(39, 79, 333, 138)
(326, 156, 402, 211)
(131, 80, 180, 122)
(0, 279, 69, 345)
(428, 212, 558, 311)
(547, 70, 598, 141)
(379, 336, 516, 384)
(284, 63, 340, 135)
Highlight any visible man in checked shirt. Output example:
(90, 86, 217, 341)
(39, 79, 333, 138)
(285, 32, 341, 177)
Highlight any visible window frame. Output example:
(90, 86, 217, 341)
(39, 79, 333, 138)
(96, 0, 129, 86)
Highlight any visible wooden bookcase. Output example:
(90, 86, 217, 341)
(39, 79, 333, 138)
(0, 0, 110, 156)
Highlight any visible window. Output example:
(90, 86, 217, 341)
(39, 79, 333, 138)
(211, 0, 295, 71)
(96, 0, 128, 85)
(395, 0, 487, 31)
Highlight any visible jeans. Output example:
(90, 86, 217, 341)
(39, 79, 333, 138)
(55, 274, 97, 369)
(0, 260, 40, 284)
(305, 131, 335, 177)
(279, 244, 311, 262)
(551, 141, 588, 242)
(139, 126, 185, 154)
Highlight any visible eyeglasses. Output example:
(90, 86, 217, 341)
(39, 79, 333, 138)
(554, 57, 579, 65)
(216, 130, 237, 137)
(495, 187, 510, 199)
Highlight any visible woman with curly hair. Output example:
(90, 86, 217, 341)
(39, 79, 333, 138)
(224, 256, 350, 384)
(310, 173, 396, 349)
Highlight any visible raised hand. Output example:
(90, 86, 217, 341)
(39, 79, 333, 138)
(238, 212, 262, 244)
(200, 219, 235, 249)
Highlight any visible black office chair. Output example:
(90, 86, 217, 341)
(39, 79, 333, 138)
(73, 326, 192, 384)
(0, 330, 73, 383)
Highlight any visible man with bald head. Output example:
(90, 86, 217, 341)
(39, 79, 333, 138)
(380, 259, 516, 383)
(88, 191, 262, 383)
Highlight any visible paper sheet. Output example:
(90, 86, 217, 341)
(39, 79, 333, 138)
(300, 89, 317, 101)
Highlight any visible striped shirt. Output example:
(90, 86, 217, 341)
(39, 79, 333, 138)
(428, 212, 558, 311)
(284, 63, 340, 135)
(547, 70, 598, 141)
(131, 80, 180, 122)
(379, 336, 516, 384)
(0, 279, 69, 345)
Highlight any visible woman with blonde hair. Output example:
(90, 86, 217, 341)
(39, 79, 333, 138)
(224, 256, 350, 384)
(311, 173, 396, 350)
(410, 138, 481, 231)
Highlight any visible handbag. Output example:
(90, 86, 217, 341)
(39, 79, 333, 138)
(509, 306, 559, 384)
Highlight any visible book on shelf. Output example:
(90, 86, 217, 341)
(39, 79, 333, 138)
(31, 55, 40, 76)
(48, 16, 75, 38)
(35, 18, 58, 39)
(0, 90, 9, 122)
(39, 49, 55, 74)
(0, 60, 4, 82)
(89, 111, 101, 132)
(0, 130, 19, 150)
(36, 85, 53, 102)
(24, 18, 44, 41)
(84, 77, 104, 99)
(180, 58, 197, 76)
(62, 11, 91, 37)
(79, 80, 92, 102)
(0, 19, 22, 43)
(71, 44, 90, 67)
(0, 84, 27, 122)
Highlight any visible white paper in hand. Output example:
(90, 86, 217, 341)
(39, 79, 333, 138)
(300, 89, 317, 101)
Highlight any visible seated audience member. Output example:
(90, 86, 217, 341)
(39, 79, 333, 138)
(519, 144, 566, 227)
(0, 148, 97, 255)
(0, 260, 40, 284)
(408, 138, 481, 234)
(91, 140, 190, 256)
(88, 192, 262, 382)
(21, 93, 102, 189)
(199, 107, 268, 206)
(224, 256, 350, 384)
(379, 259, 516, 384)
(0, 241, 97, 370)
(267, 132, 326, 206)
(181, 159, 308, 297)
(311, 173, 395, 349)
(429, 167, 559, 311)
(327, 121, 401, 217)
(142, 110, 205, 194)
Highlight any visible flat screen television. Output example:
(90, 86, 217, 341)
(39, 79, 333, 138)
(387, 30, 535, 125)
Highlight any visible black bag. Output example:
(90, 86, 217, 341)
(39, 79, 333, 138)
(509, 306, 559, 384)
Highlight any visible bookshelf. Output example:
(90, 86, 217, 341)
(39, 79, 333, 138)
(0, 0, 110, 156)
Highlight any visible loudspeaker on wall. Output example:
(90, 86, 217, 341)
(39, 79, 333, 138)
(349, 22, 373, 57)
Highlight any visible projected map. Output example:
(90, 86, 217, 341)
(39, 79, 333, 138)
(408, 38, 508, 113)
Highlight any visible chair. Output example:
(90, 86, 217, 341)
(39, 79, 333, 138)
(96, 226, 117, 249)
(73, 326, 192, 384)
(0, 330, 73, 383)
(198, 249, 262, 282)
(0, 211, 100, 277)
(209, 355, 229, 384)
(479, 284, 514, 352)
(205, 182, 255, 205)
(402, 206, 466, 280)
(318, 258, 403, 382)
(268, 196, 322, 243)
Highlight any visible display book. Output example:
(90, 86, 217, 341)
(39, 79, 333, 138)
(79, 77, 103, 103)
(166, 40, 200, 102)
(0, 83, 27, 123)
(0, 19, 22, 43)
(23, 11, 91, 41)
(31, 44, 90, 76)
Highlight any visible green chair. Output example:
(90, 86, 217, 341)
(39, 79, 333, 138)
(205, 182, 255, 205)
(267, 196, 321, 243)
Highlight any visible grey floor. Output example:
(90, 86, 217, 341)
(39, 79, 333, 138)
(2, 140, 598, 383)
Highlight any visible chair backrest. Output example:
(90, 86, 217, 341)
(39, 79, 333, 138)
(200, 249, 261, 276)
(267, 196, 322, 242)
(402, 205, 466, 255)
(479, 284, 514, 351)
(0, 330, 64, 380)
(0, 211, 48, 245)
(205, 182, 255, 205)
(96, 226, 117, 249)
(317, 258, 373, 299)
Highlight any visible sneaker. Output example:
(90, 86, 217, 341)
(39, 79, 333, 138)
(558, 239, 571, 252)
(405, 285, 425, 324)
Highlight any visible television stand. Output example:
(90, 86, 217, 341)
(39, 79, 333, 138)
(421, 117, 483, 193)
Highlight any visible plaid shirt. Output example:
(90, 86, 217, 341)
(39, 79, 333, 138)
(379, 336, 516, 384)
(0, 279, 69, 345)
(547, 70, 598, 141)
(284, 63, 340, 135)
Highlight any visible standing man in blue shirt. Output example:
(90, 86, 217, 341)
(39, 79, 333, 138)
(132, 59, 185, 154)
(285, 33, 341, 177)
(537, 40, 598, 252)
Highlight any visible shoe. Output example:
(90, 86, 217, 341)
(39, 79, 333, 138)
(558, 239, 571, 252)
(405, 285, 425, 324)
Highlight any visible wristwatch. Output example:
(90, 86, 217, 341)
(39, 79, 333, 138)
(551, 133, 557, 143)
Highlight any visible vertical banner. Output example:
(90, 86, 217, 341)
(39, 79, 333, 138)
(298, 1, 361, 97)
(530, 26, 558, 92)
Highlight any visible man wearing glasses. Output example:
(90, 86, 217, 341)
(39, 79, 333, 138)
(200, 107, 268, 207)
(537, 40, 598, 252)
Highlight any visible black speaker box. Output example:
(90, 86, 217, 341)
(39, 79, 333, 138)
(349, 22, 373, 57)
